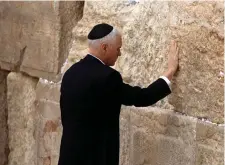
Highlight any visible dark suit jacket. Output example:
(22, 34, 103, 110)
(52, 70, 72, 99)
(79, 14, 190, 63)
(58, 54, 171, 165)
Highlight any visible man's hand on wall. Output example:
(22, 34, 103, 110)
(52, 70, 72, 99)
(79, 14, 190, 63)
(163, 40, 179, 81)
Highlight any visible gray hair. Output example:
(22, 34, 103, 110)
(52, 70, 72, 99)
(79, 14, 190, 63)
(88, 28, 120, 48)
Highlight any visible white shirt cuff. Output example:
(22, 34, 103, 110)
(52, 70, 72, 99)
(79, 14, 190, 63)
(159, 76, 171, 91)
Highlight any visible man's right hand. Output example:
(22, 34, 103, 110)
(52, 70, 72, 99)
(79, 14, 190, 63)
(163, 40, 179, 80)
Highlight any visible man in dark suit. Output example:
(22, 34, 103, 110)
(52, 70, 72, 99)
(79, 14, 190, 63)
(58, 23, 179, 165)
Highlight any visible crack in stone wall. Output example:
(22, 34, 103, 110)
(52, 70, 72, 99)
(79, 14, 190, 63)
(0, 71, 9, 165)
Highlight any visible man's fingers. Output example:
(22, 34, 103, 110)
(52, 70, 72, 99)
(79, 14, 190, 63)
(170, 40, 177, 51)
(176, 47, 179, 54)
(171, 40, 176, 46)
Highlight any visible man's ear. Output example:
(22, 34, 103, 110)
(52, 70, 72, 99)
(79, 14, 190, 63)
(101, 43, 108, 51)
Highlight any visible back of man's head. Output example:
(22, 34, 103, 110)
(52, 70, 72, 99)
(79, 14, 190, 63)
(87, 23, 120, 49)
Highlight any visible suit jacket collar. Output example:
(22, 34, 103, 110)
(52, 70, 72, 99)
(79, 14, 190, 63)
(85, 54, 105, 65)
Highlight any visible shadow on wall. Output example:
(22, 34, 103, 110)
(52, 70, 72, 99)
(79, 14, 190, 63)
(0, 71, 9, 165)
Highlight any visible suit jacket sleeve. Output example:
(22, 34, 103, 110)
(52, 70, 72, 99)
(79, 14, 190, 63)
(105, 71, 171, 107)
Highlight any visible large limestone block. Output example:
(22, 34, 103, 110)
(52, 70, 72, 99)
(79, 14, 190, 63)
(119, 108, 131, 165)
(70, 1, 224, 122)
(129, 107, 196, 165)
(36, 80, 61, 103)
(167, 1, 224, 123)
(196, 121, 224, 165)
(36, 115, 62, 165)
(119, 107, 224, 165)
(7, 72, 38, 165)
(35, 80, 62, 164)
(0, 2, 84, 81)
(0, 71, 9, 165)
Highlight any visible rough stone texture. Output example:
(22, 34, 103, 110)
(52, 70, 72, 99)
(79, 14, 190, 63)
(119, 107, 131, 165)
(69, 1, 224, 123)
(129, 107, 197, 165)
(167, 1, 224, 123)
(35, 80, 62, 165)
(0, 2, 84, 81)
(119, 107, 224, 165)
(58, 1, 85, 74)
(196, 121, 224, 165)
(36, 80, 61, 103)
(0, 71, 9, 165)
(7, 72, 38, 165)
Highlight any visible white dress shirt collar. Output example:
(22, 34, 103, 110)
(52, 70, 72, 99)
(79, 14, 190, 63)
(88, 53, 105, 65)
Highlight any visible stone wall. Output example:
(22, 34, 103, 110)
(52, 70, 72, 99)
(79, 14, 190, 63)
(71, 1, 224, 123)
(0, 1, 84, 81)
(7, 72, 38, 165)
(120, 107, 224, 165)
(0, 1, 223, 165)
(36, 80, 61, 164)
(0, 1, 84, 165)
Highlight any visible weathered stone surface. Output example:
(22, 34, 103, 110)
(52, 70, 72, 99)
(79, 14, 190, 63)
(69, 1, 224, 122)
(37, 156, 51, 165)
(51, 132, 62, 156)
(58, 2, 85, 74)
(119, 107, 224, 165)
(132, 132, 196, 165)
(196, 121, 223, 151)
(36, 101, 60, 119)
(168, 2, 224, 123)
(36, 117, 62, 165)
(129, 107, 196, 165)
(36, 80, 60, 103)
(0, 2, 84, 81)
(7, 72, 38, 165)
(36, 116, 62, 165)
(35, 79, 62, 165)
(195, 121, 224, 165)
(51, 156, 60, 165)
(196, 146, 224, 165)
(38, 133, 52, 158)
(36, 114, 62, 163)
(0, 70, 9, 165)
(119, 107, 131, 165)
